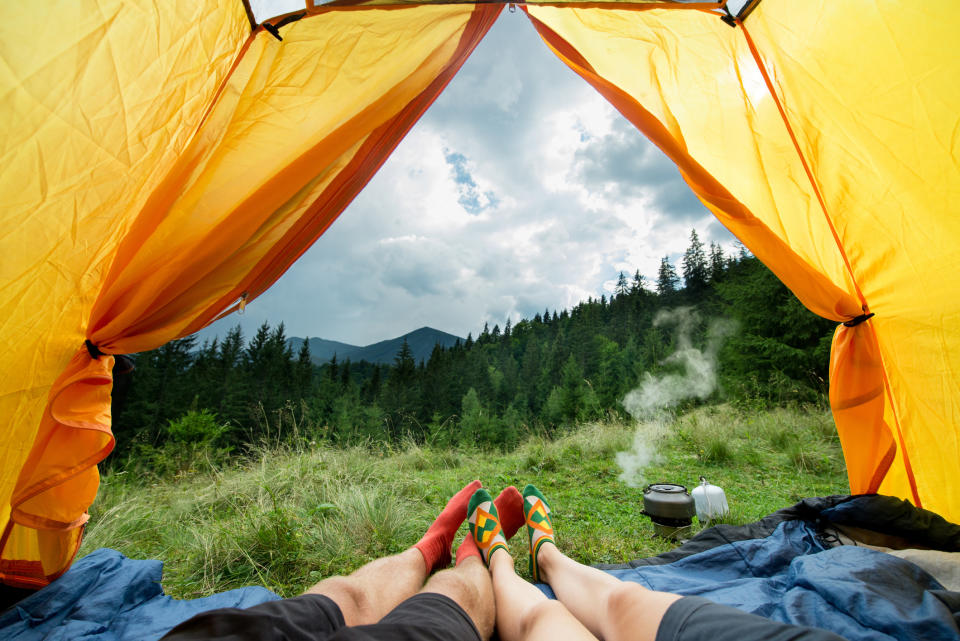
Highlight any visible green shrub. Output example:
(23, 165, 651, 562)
(167, 409, 230, 445)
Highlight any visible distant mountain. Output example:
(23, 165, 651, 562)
(288, 327, 463, 365)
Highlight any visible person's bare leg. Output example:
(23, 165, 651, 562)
(537, 531, 681, 641)
(489, 549, 597, 641)
(417, 556, 495, 640)
(303, 547, 425, 625)
(304, 480, 482, 625)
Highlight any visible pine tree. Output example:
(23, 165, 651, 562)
(709, 242, 726, 282)
(681, 229, 708, 294)
(296, 338, 313, 399)
(631, 269, 646, 294)
(657, 256, 680, 295)
(615, 271, 629, 297)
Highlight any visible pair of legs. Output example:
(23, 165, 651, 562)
(304, 548, 492, 635)
(302, 480, 502, 639)
(300, 479, 681, 641)
(490, 545, 681, 641)
(473, 485, 682, 641)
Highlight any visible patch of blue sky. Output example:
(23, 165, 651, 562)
(445, 148, 497, 214)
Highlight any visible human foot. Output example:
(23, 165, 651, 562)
(414, 480, 482, 572)
(523, 484, 555, 582)
(468, 488, 509, 566)
(456, 485, 523, 565)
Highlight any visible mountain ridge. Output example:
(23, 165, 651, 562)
(288, 326, 463, 365)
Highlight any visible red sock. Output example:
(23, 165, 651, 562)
(494, 486, 524, 540)
(414, 480, 482, 572)
(455, 534, 481, 566)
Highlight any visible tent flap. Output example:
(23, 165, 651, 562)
(525, 0, 960, 521)
(0, 0, 501, 586)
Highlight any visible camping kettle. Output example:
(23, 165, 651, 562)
(642, 483, 695, 539)
(691, 476, 729, 523)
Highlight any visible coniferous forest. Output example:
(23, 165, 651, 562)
(110, 231, 835, 468)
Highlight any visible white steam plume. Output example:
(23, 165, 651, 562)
(615, 308, 737, 487)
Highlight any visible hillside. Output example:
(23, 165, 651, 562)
(288, 326, 463, 365)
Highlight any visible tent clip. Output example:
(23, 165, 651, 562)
(84, 339, 136, 373)
(720, 5, 738, 28)
(264, 12, 307, 41)
(85, 340, 105, 360)
(843, 312, 875, 327)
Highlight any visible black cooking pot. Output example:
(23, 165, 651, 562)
(642, 483, 695, 539)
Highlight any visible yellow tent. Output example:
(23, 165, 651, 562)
(1, 0, 957, 587)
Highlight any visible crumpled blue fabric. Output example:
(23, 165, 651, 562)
(537, 520, 958, 641)
(4, 521, 958, 641)
(0, 548, 279, 640)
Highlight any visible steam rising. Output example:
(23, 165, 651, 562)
(616, 308, 737, 487)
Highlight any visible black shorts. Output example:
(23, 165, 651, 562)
(657, 596, 846, 641)
(161, 592, 482, 641)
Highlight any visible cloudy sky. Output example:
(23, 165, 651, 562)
(199, 9, 737, 347)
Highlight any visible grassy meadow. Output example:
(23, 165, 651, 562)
(80, 404, 848, 599)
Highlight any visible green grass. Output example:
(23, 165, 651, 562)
(80, 403, 847, 599)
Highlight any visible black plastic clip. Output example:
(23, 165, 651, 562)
(85, 339, 136, 374)
(720, 5, 737, 28)
(843, 312, 875, 327)
(264, 12, 307, 41)
(85, 339, 106, 359)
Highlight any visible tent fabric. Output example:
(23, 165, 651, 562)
(523, 0, 960, 521)
(0, 0, 501, 587)
(0, 548, 280, 641)
(2, 0, 958, 585)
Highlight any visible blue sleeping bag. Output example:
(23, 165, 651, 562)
(537, 519, 958, 640)
(0, 549, 278, 640)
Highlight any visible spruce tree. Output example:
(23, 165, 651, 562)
(681, 229, 708, 294)
(631, 269, 646, 294)
(616, 271, 629, 297)
(709, 242, 726, 282)
(657, 256, 680, 295)
(296, 338, 313, 399)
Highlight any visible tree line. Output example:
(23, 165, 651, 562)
(110, 230, 835, 461)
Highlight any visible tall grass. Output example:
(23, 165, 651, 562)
(81, 404, 846, 599)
